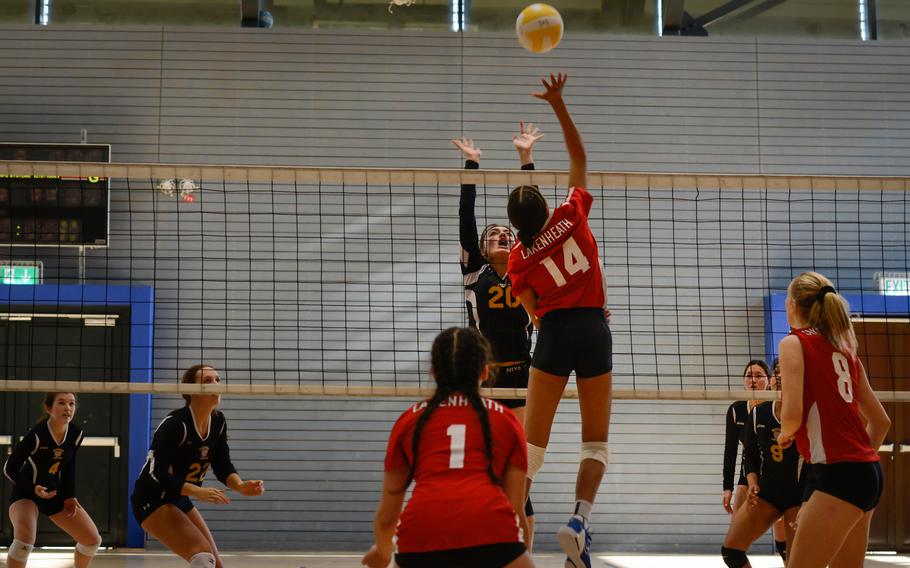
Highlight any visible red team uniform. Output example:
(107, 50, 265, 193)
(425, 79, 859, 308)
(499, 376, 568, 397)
(507, 186, 612, 378)
(790, 326, 883, 512)
(507, 186, 606, 316)
(791, 327, 879, 465)
(384, 395, 528, 553)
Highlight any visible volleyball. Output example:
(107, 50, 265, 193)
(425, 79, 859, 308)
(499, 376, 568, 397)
(516, 4, 564, 54)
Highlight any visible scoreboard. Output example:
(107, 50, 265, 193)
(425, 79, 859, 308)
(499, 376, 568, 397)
(0, 143, 110, 247)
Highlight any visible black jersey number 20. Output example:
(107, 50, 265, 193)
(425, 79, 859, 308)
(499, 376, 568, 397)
(488, 285, 520, 309)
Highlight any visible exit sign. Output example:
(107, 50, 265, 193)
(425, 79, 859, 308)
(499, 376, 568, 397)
(875, 272, 910, 296)
(1, 262, 42, 285)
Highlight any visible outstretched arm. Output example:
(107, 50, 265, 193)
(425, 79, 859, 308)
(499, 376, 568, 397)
(512, 121, 543, 168)
(533, 73, 586, 189)
(452, 137, 484, 272)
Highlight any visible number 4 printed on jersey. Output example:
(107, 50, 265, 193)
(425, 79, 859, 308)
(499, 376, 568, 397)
(540, 236, 590, 287)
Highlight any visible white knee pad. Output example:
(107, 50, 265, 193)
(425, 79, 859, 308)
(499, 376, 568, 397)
(189, 551, 216, 567)
(580, 441, 609, 468)
(527, 443, 547, 480)
(76, 538, 101, 557)
(8, 539, 34, 562)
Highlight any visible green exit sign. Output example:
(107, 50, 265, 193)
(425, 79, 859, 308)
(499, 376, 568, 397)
(875, 272, 910, 297)
(1, 264, 42, 285)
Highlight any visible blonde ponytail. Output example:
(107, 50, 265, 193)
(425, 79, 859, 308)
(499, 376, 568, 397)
(788, 272, 857, 355)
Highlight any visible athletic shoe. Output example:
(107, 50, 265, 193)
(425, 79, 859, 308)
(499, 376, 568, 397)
(558, 514, 592, 568)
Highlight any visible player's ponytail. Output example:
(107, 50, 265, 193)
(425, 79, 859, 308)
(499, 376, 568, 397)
(508, 185, 548, 248)
(788, 272, 857, 355)
(409, 328, 499, 485)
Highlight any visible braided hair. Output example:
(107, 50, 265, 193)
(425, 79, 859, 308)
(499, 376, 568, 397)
(408, 327, 500, 485)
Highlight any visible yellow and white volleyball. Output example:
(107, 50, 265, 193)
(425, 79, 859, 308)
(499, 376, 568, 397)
(515, 4, 564, 54)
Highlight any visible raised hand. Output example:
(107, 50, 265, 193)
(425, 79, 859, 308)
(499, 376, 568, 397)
(452, 137, 482, 162)
(532, 72, 568, 104)
(512, 121, 544, 153)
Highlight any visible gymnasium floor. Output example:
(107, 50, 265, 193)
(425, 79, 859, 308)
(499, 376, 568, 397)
(3, 550, 910, 567)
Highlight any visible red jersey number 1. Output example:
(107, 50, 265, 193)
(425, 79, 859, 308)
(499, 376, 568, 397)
(447, 423, 466, 469)
(540, 236, 590, 287)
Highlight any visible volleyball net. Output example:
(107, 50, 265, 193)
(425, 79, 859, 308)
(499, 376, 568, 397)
(0, 160, 907, 401)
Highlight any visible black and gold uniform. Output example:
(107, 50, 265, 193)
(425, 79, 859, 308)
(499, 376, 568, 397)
(723, 400, 749, 492)
(460, 159, 533, 408)
(3, 420, 84, 516)
(743, 401, 802, 513)
(131, 406, 237, 524)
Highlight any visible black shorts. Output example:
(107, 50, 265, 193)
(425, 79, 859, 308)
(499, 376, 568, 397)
(757, 476, 803, 514)
(10, 487, 65, 516)
(131, 490, 195, 525)
(802, 461, 883, 512)
(396, 542, 526, 568)
(533, 308, 612, 378)
(488, 360, 530, 409)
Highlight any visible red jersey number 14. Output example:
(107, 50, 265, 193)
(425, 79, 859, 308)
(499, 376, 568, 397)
(540, 236, 590, 287)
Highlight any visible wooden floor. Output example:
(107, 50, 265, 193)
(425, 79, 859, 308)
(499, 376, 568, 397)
(2, 550, 909, 567)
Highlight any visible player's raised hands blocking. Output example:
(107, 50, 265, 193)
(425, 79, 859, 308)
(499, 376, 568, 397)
(452, 137, 482, 163)
(512, 121, 544, 153)
(532, 72, 568, 104)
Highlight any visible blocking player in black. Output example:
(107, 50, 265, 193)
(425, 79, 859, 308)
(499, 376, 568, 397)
(721, 398, 802, 568)
(3, 392, 101, 568)
(452, 123, 540, 546)
(722, 360, 770, 516)
(131, 365, 264, 568)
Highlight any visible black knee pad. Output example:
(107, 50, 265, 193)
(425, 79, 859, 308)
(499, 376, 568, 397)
(775, 540, 787, 561)
(524, 495, 534, 517)
(721, 546, 748, 568)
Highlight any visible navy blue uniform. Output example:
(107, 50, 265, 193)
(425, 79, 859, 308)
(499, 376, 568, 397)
(743, 401, 802, 513)
(131, 406, 237, 524)
(723, 401, 749, 491)
(3, 420, 84, 516)
(460, 160, 533, 407)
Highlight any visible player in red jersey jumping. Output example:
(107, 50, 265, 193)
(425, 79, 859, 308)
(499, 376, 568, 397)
(506, 73, 611, 568)
(362, 327, 533, 568)
(774, 272, 890, 568)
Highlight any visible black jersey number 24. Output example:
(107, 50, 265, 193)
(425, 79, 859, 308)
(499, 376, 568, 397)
(488, 285, 520, 309)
